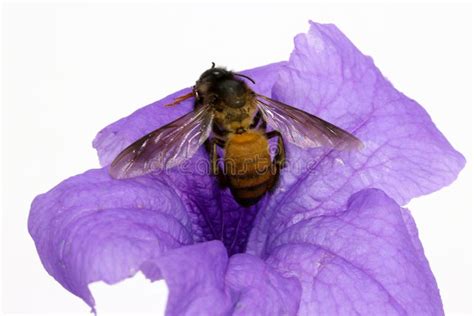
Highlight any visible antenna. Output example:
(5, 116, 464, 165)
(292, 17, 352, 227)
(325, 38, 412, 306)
(234, 73, 256, 84)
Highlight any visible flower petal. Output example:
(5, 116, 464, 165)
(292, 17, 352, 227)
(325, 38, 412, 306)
(28, 168, 194, 309)
(226, 253, 302, 315)
(141, 241, 232, 315)
(141, 241, 302, 315)
(247, 22, 465, 255)
(266, 188, 443, 315)
(274, 21, 465, 206)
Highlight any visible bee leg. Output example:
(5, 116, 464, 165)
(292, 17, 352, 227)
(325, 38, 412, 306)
(209, 137, 227, 188)
(250, 110, 262, 128)
(265, 130, 286, 169)
(250, 110, 269, 133)
(265, 131, 285, 192)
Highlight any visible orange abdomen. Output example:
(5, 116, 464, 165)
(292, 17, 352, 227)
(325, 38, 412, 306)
(224, 131, 275, 206)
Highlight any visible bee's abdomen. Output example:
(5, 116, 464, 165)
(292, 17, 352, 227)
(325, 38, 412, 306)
(224, 132, 274, 206)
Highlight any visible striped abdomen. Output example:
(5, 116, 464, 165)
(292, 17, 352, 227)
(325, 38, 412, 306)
(224, 131, 276, 206)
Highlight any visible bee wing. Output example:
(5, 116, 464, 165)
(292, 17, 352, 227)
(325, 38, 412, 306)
(256, 95, 363, 150)
(109, 105, 214, 179)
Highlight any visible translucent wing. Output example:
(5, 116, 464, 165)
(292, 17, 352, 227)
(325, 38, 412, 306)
(109, 105, 214, 179)
(257, 95, 363, 150)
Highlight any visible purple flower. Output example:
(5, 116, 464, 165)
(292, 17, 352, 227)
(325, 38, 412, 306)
(28, 22, 464, 315)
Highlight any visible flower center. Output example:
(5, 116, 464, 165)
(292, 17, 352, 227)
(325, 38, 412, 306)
(193, 197, 259, 255)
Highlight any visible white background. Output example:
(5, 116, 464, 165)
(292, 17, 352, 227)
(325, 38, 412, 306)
(1, 2, 472, 315)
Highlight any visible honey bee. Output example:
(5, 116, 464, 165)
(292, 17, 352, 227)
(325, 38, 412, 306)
(109, 63, 362, 206)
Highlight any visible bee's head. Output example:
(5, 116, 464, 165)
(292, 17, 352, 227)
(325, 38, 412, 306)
(195, 64, 254, 109)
